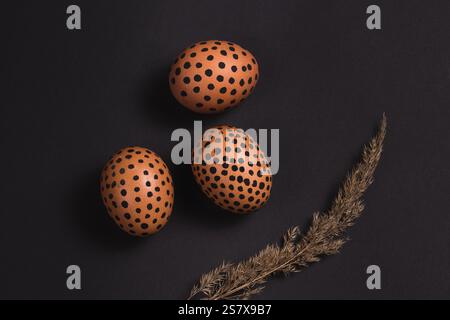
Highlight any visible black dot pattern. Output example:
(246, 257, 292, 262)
(169, 40, 259, 114)
(191, 126, 272, 214)
(100, 146, 174, 236)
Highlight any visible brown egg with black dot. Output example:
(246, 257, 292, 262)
(191, 125, 272, 213)
(100, 146, 174, 236)
(169, 40, 259, 114)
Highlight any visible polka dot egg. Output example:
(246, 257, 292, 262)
(169, 40, 259, 114)
(100, 147, 174, 236)
(191, 125, 272, 213)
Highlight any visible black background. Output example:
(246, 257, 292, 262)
(1, 0, 449, 299)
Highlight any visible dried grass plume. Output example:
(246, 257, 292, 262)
(189, 115, 387, 300)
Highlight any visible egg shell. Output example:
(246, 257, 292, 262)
(191, 125, 272, 213)
(100, 146, 174, 236)
(169, 40, 259, 114)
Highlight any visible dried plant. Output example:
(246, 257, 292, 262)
(189, 115, 387, 300)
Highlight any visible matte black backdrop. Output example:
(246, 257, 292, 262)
(1, 0, 449, 299)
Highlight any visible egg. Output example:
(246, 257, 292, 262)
(169, 40, 259, 114)
(100, 146, 174, 236)
(191, 125, 272, 213)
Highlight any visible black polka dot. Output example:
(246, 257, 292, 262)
(183, 77, 190, 84)
(194, 75, 202, 82)
(218, 62, 226, 69)
(184, 62, 191, 69)
(220, 87, 227, 94)
(207, 55, 214, 61)
(205, 69, 213, 76)
(216, 75, 224, 82)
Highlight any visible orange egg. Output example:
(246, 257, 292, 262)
(169, 40, 259, 114)
(191, 125, 272, 213)
(100, 147, 174, 236)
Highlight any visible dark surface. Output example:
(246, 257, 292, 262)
(1, 0, 449, 299)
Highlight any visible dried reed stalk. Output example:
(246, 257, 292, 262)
(188, 115, 387, 300)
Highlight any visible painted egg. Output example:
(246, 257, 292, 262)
(100, 146, 174, 236)
(191, 125, 272, 213)
(169, 40, 259, 114)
